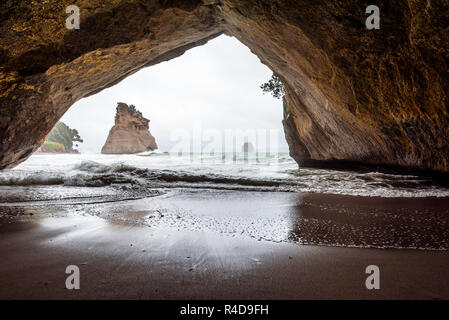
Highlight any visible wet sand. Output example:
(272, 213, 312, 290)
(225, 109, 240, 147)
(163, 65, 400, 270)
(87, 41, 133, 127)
(1, 191, 449, 299)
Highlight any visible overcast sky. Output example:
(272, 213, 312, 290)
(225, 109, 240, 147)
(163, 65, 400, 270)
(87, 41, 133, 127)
(60, 35, 289, 153)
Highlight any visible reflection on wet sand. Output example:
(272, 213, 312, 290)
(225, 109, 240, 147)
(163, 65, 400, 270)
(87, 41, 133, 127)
(289, 194, 449, 250)
(1, 190, 449, 299)
(59, 190, 449, 249)
(4, 190, 449, 250)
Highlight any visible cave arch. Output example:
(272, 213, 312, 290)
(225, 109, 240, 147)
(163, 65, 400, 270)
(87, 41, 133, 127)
(62, 34, 289, 154)
(1, 1, 448, 172)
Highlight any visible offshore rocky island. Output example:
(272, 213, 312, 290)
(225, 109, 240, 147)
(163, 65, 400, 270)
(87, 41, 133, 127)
(101, 103, 158, 154)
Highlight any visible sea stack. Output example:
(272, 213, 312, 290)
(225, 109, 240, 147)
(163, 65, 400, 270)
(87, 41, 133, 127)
(101, 103, 157, 154)
(242, 142, 255, 153)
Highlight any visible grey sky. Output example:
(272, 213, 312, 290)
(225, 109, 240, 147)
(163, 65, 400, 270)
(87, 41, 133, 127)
(60, 35, 289, 153)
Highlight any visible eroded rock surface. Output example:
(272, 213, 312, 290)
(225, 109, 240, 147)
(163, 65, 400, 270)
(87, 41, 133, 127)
(101, 103, 157, 154)
(0, 1, 448, 172)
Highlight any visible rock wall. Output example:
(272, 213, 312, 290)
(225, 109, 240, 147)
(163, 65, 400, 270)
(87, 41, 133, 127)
(0, 1, 448, 172)
(101, 103, 157, 154)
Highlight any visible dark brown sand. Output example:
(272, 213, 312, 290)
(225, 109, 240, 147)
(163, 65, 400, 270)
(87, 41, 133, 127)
(1, 191, 449, 300)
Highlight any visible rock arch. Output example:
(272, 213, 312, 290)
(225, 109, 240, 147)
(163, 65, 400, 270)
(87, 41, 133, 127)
(1, 0, 448, 172)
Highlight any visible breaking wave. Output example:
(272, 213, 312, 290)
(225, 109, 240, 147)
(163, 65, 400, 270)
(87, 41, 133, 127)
(1, 154, 449, 198)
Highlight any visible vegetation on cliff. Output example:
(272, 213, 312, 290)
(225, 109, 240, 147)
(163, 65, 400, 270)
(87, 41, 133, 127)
(260, 74, 285, 99)
(40, 122, 83, 153)
(118, 102, 142, 116)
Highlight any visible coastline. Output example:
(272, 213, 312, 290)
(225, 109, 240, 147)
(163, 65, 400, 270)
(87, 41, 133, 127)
(1, 191, 449, 300)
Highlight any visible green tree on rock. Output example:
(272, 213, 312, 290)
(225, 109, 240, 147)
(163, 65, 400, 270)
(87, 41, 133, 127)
(260, 73, 285, 99)
(45, 122, 83, 152)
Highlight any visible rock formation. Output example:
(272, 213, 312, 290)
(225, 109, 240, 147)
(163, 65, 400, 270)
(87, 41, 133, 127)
(242, 142, 255, 153)
(0, 1, 448, 173)
(101, 103, 157, 154)
(37, 121, 83, 153)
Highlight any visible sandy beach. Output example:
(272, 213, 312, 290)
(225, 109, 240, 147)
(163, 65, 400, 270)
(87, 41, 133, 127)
(1, 190, 449, 300)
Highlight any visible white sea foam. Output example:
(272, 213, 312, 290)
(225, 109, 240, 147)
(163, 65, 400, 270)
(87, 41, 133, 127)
(0, 153, 448, 198)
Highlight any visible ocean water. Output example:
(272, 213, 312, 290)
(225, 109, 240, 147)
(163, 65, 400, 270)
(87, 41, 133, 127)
(1, 152, 449, 250)
(0, 152, 449, 204)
